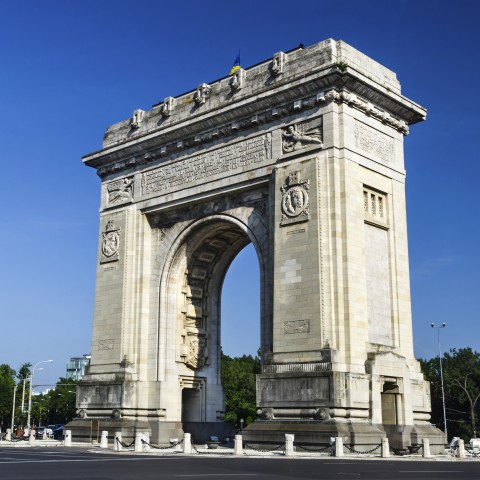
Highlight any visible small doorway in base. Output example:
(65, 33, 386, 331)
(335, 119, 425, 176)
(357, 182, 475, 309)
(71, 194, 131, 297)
(180, 376, 206, 424)
(381, 380, 401, 425)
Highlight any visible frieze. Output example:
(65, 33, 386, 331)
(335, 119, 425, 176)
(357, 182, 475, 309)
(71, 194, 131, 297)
(141, 134, 272, 194)
(96, 87, 406, 179)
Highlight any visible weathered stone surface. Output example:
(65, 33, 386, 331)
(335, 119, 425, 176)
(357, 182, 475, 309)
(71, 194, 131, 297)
(74, 39, 443, 449)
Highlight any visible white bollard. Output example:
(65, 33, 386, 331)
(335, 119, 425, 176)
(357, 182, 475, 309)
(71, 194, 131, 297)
(234, 435, 243, 456)
(142, 433, 150, 452)
(381, 437, 390, 458)
(6, 429, 12, 441)
(285, 434, 295, 456)
(42, 429, 47, 440)
(335, 437, 344, 457)
(29, 429, 36, 446)
(183, 433, 192, 454)
(114, 431, 122, 451)
(135, 432, 143, 453)
(64, 430, 72, 447)
(457, 439, 465, 458)
(100, 430, 108, 449)
(422, 438, 431, 458)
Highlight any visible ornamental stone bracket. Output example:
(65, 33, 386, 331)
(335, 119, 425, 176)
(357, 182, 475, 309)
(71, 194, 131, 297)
(100, 220, 121, 263)
(280, 171, 310, 227)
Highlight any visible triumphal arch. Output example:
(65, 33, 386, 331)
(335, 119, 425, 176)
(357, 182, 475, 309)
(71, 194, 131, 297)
(75, 39, 444, 450)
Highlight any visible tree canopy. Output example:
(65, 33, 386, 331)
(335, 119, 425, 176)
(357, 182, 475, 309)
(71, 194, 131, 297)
(420, 347, 480, 440)
(220, 352, 261, 429)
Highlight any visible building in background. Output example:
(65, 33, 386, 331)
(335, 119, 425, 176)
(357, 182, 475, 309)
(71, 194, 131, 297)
(66, 354, 91, 381)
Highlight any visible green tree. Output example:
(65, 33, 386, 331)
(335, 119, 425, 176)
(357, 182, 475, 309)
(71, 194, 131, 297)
(221, 352, 261, 429)
(45, 378, 77, 425)
(420, 347, 480, 439)
(0, 364, 16, 429)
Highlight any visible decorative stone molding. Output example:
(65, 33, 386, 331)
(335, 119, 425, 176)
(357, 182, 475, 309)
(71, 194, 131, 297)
(194, 83, 211, 106)
(100, 220, 120, 263)
(280, 171, 310, 226)
(96, 87, 406, 178)
(318, 89, 409, 134)
(230, 67, 245, 91)
(130, 109, 145, 129)
(161, 96, 175, 117)
(262, 362, 331, 374)
(314, 407, 330, 421)
(107, 177, 133, 205)
(271, 51, 285, 76)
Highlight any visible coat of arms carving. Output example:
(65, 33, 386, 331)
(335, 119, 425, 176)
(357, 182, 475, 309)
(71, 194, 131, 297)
(101, 220, 120, 263)
(186, 335, 206, 369)
(280, 172, 310, 226)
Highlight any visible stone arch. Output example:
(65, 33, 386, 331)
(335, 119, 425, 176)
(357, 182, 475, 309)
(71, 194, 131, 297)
(152, 206, 270, 427)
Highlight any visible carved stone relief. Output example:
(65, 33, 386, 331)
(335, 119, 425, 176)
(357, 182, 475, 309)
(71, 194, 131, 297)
(280, 172, 310, 226)
(282, 119, 323, 153)
(284, 319, 310, 334)
(100, 221, 121, 263)
(107, 177, 133, 205)
(186, 334, 206, 369)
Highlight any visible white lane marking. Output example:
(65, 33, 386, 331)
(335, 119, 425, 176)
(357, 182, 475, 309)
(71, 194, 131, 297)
(399, 471, 463, 473)
(0, 457, 167, 464)
(176, 475, 257, 478)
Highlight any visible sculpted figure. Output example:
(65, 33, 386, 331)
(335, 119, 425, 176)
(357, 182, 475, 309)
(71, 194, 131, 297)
(282, 124, 323, 153)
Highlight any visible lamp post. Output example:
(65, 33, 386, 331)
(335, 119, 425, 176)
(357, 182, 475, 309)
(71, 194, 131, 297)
(26, 360, 53, 430)
(431, 322, 447, 443)
(11, 383, 17, 430)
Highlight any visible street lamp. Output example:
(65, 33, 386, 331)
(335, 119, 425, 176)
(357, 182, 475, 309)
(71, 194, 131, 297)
(431, 322, 447, 443)
(26, 360, 53, 430)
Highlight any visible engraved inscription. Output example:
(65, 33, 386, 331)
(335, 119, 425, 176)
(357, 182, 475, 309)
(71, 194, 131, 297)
(286, 228, 306, 236)
(284, 319, 310, 334)
(354, 122, 394, 164)
(142, 134, 272, 194)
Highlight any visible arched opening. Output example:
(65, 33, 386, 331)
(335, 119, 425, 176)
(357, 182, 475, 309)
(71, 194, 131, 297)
(158, 211, 269, 440)
(220, 243, 260, 358)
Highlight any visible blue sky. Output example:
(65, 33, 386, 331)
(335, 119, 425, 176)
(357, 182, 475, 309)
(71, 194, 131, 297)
(0, 0, 478, 388)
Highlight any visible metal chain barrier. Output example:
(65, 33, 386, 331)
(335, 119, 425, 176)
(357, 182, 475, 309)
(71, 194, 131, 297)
(464, 447, 480, 457)
(407, 445, 423, 455)
(243, 443, 285, 455)
(115, 437, 135, 449)
(142, 438, 183, 450)
(296, 444, 333, 453)
(389, 445, 410, 456)
(344, 444, 381, 455)
(191, 442, 233, 455)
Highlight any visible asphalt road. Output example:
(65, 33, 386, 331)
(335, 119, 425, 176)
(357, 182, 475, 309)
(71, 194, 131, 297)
(1, 447, 479, 480)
